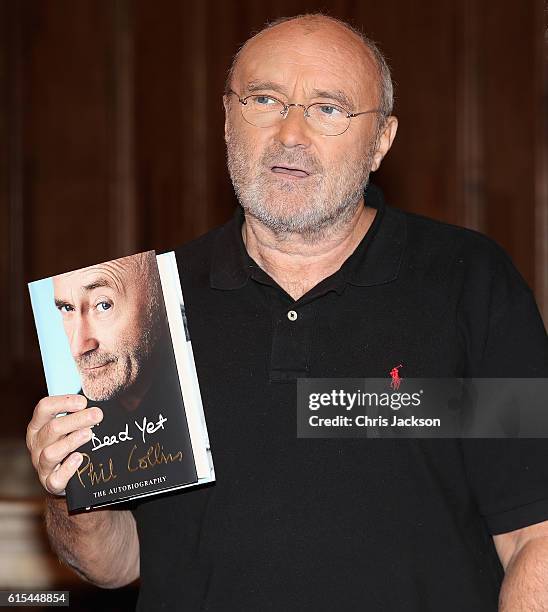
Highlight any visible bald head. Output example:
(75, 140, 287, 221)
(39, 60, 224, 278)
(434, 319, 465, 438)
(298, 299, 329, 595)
(226, 14, 393, 117)
(53, 251, 165, 402)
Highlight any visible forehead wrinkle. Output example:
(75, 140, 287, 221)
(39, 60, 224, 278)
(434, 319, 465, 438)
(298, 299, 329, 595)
(240, 54, 367, 108)
(53, 252, 156, 305)
(52, 264, 128, 301)
(243, 79, 357, 110)
(81, 263, 130, 296)
(309, 88, 354, 110)
(235, 24, 379, 108)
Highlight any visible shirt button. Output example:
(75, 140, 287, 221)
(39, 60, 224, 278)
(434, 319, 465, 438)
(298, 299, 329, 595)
(287, 310, 298, 321)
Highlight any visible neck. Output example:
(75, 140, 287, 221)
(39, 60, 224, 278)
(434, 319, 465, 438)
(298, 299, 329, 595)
(242, 198, 376, 300)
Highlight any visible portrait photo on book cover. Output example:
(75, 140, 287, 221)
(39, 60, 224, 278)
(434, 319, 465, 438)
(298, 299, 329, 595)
(32, 251, 173, 413)
(54, 251, 170, 410)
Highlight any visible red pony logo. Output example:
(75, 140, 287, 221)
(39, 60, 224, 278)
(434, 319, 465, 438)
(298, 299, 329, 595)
(389, 364, 403, 390)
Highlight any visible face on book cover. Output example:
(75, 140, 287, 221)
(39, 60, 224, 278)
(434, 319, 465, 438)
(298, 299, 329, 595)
(52, 252, 163, 404)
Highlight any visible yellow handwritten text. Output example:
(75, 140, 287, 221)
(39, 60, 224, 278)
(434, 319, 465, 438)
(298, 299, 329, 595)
(76, 453, 117, 488)
(127, 443, 183, 472)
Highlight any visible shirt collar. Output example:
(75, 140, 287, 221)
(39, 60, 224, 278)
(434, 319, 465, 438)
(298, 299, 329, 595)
(210, 183, 406, 292)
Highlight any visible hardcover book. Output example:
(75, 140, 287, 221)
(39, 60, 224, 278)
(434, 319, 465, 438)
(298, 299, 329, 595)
(28, 250, 215, 511)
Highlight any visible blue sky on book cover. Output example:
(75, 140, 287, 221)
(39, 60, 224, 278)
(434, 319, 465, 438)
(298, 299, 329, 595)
(28, 277, 81, 395)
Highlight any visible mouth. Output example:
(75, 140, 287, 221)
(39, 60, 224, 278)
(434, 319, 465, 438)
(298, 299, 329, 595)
(81, 362, 113, 372)
(270, 165, 311, 179)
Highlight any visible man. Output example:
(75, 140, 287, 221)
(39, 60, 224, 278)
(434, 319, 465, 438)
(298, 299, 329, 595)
(26, 14, 548, 611)
(52, 251, 165, 411)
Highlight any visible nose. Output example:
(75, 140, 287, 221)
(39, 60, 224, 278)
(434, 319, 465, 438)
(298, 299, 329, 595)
(67, 313, 99, 358)
(275, 104, 313, 149)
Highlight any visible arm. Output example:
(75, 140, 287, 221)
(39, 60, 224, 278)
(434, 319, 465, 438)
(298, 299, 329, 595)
(494, 520, 548, 611)
(26, 394, 140, 588)
(46, 495, 139, 588)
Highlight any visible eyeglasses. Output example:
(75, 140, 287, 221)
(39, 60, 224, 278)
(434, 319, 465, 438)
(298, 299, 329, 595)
(226, 89, 384, 137)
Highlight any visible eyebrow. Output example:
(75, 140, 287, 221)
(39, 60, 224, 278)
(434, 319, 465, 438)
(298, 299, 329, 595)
(244, 81, 354, 110)
(309, 88, 354, 111)
(54, 298, 72, 309)
(81, 279, 114, 292)
(53, 278, 115, 309)
(245, 80, 289, 97)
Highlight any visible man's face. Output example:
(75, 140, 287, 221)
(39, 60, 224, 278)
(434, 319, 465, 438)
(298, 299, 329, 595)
(52, 257, 160, 402)
(224, 21, 394, 237)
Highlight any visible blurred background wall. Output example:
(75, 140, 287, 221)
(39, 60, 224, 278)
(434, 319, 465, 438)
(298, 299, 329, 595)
(0, 0, 546, 608)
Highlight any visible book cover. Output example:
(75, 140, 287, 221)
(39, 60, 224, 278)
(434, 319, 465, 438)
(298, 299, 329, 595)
(28, 250, 214, 511)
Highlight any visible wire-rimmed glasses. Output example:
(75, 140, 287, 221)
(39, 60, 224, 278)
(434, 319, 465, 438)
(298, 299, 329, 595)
(226, 89, 384, 137)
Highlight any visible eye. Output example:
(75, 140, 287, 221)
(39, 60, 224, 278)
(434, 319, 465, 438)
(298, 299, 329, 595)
(253, 95, 278, 106)
(317, 104, 344, 117)
(57, 304, 74, 313)
(96, 301, 112, 313)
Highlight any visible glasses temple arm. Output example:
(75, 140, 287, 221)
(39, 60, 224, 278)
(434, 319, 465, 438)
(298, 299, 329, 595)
(348, 109, 386, 118)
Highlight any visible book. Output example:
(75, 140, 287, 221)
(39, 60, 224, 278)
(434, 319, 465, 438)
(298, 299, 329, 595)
(28, 250, 215, 511)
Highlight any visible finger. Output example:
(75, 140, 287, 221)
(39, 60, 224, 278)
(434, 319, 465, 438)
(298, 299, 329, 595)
(27, 395, 88, 444)
(34, 407, 103, 452)
(38, 427, 93, 475)
(45, 452, 84, 496)
(29, 407, 103, 474)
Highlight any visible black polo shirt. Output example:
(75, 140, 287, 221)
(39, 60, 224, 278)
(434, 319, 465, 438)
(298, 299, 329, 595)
(133, 185, 548, 611)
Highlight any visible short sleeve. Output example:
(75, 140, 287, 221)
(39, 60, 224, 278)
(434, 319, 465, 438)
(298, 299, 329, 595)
(459, 240, 548, 534)
(463, 438, 548, 534)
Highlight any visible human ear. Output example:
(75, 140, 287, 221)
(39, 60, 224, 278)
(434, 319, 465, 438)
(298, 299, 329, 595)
(370, 115, 398, 172)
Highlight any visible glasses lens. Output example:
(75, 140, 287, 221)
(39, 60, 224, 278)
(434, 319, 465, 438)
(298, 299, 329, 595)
(307, 103, 350, 136)
(241, 95, 286, 128)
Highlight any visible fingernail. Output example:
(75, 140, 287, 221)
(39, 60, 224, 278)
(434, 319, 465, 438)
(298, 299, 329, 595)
(89, 408, 103, 422)
(76, 395, 87, 408)
(80, 428, 92, 441)
(71, 453, 83, 465)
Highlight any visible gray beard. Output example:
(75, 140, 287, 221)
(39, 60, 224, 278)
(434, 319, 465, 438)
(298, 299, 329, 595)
(76, 287, 163, 402)
(226, 124, 376, 242)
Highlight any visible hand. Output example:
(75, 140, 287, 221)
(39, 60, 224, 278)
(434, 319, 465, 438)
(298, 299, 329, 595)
(26, 395, 103, 496)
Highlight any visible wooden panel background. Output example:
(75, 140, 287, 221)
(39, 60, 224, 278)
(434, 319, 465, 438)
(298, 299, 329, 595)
(1, 0, 546, 438)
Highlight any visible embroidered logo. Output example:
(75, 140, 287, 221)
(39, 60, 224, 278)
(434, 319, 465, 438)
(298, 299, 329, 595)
(389, 364, 403, 390)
